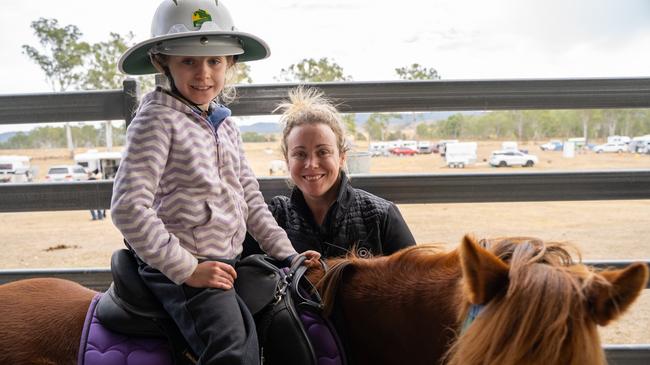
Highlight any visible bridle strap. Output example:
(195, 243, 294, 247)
(461, 304, 484, 334)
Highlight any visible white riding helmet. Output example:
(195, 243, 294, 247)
(119, 0, 270, 75)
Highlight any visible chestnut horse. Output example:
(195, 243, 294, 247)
(0, 235, 647, 365)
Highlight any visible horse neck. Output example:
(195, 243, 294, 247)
(320, 248, 466, 365)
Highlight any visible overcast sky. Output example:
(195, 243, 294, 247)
(1, 0, 650, 132)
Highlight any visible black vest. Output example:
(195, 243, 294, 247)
(243, 173, 415, 259)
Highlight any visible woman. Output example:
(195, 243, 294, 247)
(244, 87, 415, 259)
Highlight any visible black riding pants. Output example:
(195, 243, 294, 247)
(136, 258, 260, 365)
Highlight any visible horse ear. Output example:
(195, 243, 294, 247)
(589, 263, 649, 326)
(460, 234, 510, 304)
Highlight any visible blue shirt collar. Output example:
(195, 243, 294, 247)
(208, 104, 232, 130)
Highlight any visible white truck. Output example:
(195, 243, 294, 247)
(74, 150, 122, 179)
(0, 155, 33, 183)
(445, 142, 477, 168)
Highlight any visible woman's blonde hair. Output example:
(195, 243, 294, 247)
(150, 54, 239, 105)
(276, 87, 351, 161)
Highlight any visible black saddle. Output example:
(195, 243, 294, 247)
(96, 249, 346, 365)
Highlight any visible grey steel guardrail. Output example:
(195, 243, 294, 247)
(2, 78, 650, 126)
(1, 170, 649, 212)
(2, 260, 647, 291)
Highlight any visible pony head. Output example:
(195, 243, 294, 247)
(449, 235, 649, 365)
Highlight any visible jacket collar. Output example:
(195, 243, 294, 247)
(143, 89, 231, 131)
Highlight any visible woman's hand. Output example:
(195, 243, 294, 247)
(184, 261, 237, 289)
(292, 250, 322, 268)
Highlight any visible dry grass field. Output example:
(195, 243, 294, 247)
(1, 140, 649, 344)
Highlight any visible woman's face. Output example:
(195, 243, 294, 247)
(165, 55, 230, 109)
(286, 123, 346, 205)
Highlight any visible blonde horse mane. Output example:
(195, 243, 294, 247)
(447, 237, 612, 365)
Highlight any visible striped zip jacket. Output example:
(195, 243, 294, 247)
(111, 90, 297, 284)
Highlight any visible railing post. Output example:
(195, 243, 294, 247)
(122, 78, 139, 128)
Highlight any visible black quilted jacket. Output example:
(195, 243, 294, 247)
(242, 172, 416, 259)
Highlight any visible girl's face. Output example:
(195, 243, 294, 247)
(166, 55, 230, 109)
(286, 123, 346, 206)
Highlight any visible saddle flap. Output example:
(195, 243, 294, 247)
(111, 249, 165, 314)
(95, 285, 167, 338)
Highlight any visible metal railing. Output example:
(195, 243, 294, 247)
(1, 78, 650, 362)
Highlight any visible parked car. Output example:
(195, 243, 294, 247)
(389, 147, 417, 156)
(45, 165, 89, 182)
(489, 150, 538, 167)
(0, 155, 33, 183)
(540, 140, 563, 151)
(593, 143, 627, 154)
(368, 142, 390, 157)
(416, 141, 436, 154)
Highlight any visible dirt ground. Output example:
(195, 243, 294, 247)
(1, 140, 649, 344)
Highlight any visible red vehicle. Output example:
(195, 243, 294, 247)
(389, 147, 417, 156)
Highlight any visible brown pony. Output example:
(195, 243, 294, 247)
(0, 235, 647, 365)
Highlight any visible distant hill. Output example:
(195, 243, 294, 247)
(239, 122, 281, 134)
(237, 112, 484, 135)
(0, 132, 18, 143)
(352, 111, 482, 127)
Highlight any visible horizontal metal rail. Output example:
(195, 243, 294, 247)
(1, 170, 649, 212)
(1, 261, 648, 291)
(0, 80, 139, 125)
(2, 78, 650, 126)
(605, 345, 650, 365)
(233, 78, 650, 115)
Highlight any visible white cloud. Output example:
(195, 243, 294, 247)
(2, 0, 650, 90)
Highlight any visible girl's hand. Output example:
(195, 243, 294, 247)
(185, 261, 237, 289)
(293, 250, 322, 268)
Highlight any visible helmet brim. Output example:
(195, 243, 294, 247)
(119, 31, 270, 75)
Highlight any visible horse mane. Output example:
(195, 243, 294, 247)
(317, 244, 448, 316)
(446, 236, 608, 365)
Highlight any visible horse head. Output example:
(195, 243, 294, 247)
(449, 235, 649, 365)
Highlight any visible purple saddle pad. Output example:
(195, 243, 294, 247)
(77, 293, 173, 365)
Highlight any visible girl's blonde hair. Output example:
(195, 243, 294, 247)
(277, 87, 351, 161)
(150, 54, 239, 105)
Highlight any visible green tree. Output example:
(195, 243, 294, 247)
(241, 132, 267, 142)
(277, 57, 356, 138)
(23, 18, 91, 154)
(436, 113, 464, 138)
(364, 113, 392, 141)
(395, 63, 440, 127)
(83, 31, 154, 150)
(22, 18, 91, 92)
(232, 63, 254, 84)
(341, 114, 357, 138)
(395, 63, 441, 81)
(415, 122, 435, 139)
(276, 57, 351, 82)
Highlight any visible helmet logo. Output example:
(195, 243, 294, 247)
(192, 9, 212, 28)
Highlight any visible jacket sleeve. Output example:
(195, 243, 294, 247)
(231, 123, 297, 260)
(110, 109, 198, 285)
(380, 203, 417, 254)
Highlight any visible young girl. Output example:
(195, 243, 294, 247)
(243, 87, 416, 259)
(111, 1, 320, 364)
